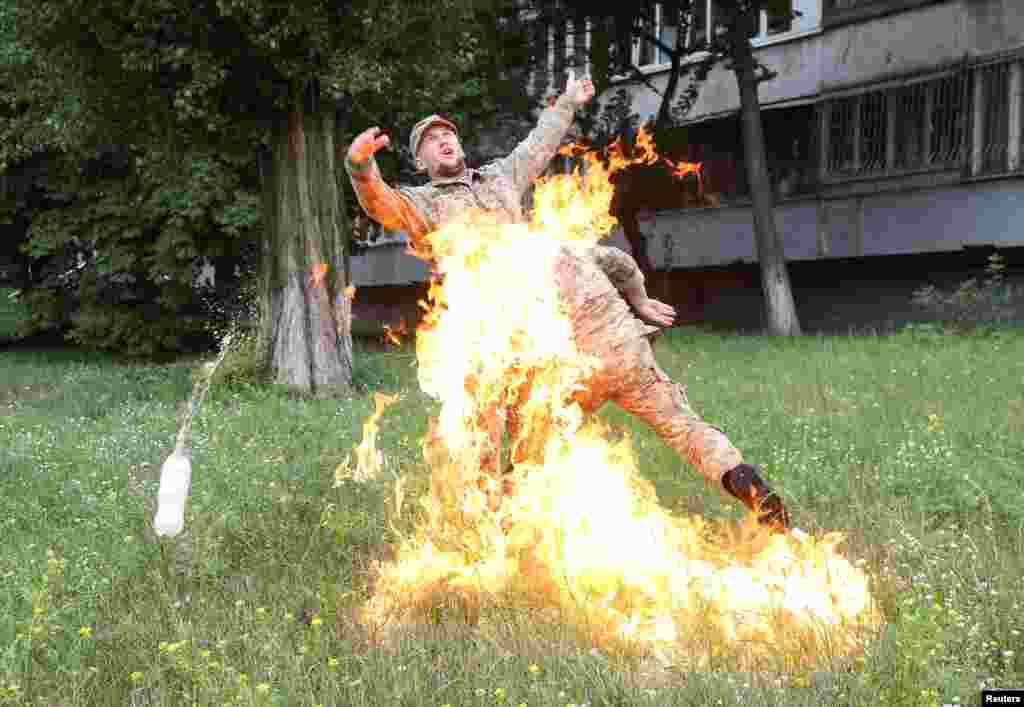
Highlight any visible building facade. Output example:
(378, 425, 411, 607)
(352, 0, 1024, 332)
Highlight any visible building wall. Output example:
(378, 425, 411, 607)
(617, 0, 1021, 126)
(637, 176, 1024, 269)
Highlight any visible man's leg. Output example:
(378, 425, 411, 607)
(602, 336, 789, 530)
(605, 337, 741, 484)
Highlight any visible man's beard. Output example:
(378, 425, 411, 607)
(433, 155, 466, 179)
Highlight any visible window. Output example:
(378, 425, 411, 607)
(892, 83, 926, 169)
(630, 1, 815, 69)
(859, 92, 887, 171)
(820, 71, 970, 180)
(767, 0, 794, 35)
(827, 96, 857, 173)
(975, 62, 1011, 175)
(657, 5, 678, 64)
(930, 74, 967, 165)
(636, 5, 657, 68)
(539, 0, 816, 87)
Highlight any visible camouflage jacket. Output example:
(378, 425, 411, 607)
(345, 94, 658, 345)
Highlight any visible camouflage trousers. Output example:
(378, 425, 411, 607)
(480, 334, 743, 487)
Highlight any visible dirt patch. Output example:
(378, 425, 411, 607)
(1009, 398, 1024, 434)
(0, 382, 64, 410)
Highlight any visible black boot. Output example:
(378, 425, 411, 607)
(721, 463, 790, 532)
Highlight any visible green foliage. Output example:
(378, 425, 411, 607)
(912, 252, 1023, 332)
(17, 146, 262, 356)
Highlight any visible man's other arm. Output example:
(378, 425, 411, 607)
(590, 245, 647, 302)
(345, 155, 432, 247)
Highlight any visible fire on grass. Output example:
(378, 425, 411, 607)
(331, 128, 880, 665)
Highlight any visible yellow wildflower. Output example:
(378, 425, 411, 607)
(528, 663, 541, 674)
(78, 626, 93, 638)
(311, 616, 323, 627)
(129, 671, 145, 682)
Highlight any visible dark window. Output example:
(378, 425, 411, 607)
(892, 83, 927, 170)
(637, 5, 657, 66)
(929, 74, 966, 166)
(978, 62, 1010, 175)
(859, 91, 888, 170)
(828, 97, 857, 172)
(767, 0, 793, 35)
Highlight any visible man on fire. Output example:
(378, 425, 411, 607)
(343, 75, 791, 533)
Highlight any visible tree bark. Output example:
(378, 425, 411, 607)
(729, 23, 802, 336)
(258, 83, 353, 393)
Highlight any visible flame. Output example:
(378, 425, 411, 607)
(382, 317, 408, 348)
(309, 263, 329, 289)
(344, 284, 357, 300)
(355, 131, 879, 665)
(335, 393, 399, 484)
(561, 126, 705, 195)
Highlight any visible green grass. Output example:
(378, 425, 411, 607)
(2, 326, 1023, 706)
(0, 289, 31, 343)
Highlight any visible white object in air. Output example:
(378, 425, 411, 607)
(153, 445, 192, 537)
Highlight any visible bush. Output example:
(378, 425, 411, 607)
(208, 323, 267, 387)
(911, 252, 1023, 331)
(0, 288, 32, 343)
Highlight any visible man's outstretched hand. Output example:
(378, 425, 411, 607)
(565, 69, 595, 106)
(633, 297, 676, 328)
(348, 126, 390, 165)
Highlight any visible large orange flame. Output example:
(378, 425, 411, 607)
(353, 130, 879, 665)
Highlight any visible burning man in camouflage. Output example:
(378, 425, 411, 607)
(345, 77, 790, 532)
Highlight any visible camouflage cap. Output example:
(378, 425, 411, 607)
(409, 115, 458, 159)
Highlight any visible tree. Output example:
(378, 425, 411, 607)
(1, 2, 265, 356)
(712, 0, 802, 336)
(522, 0, 802, 335)
(8, 0, 528, 389)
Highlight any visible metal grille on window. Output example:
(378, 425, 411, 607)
(973, 61, 1011, 176)
(823, 70, 969, 180)
(859, 91, 887, 171)
(827, 97, 856, 174)
(929, 73, 967, 166)
(892, 83, 926, 169)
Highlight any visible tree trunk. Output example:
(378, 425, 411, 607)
(618, 206, 653, 274)
(730, 26, 802, 336)
(258, 83, 353, 393)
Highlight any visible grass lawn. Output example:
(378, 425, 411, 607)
(1, 325, 1023, 706)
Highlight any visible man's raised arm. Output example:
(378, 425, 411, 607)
(344, 127, 432, 246)
(495, 73, 595, 196)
